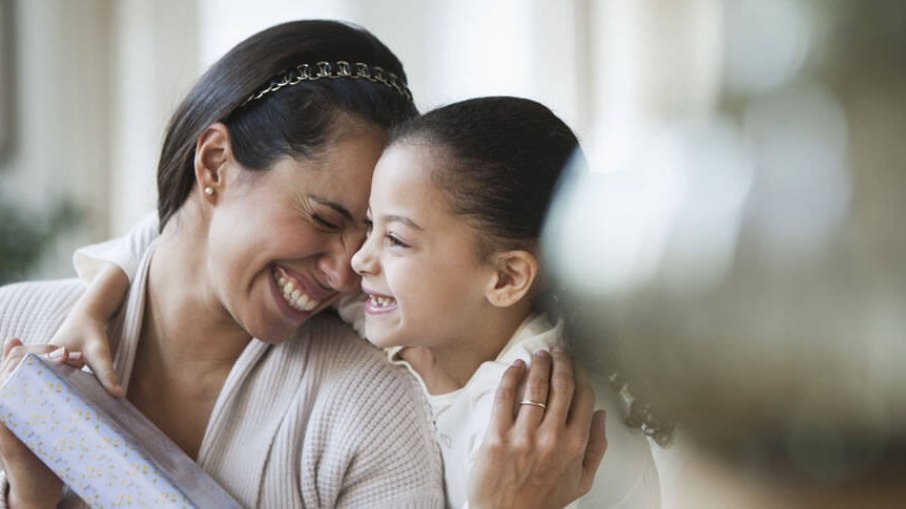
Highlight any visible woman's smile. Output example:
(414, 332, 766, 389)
(272, 265, 330, 313)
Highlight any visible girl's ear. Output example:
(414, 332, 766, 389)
(486, 250, 539, 308)
(193, 122, 233, 202)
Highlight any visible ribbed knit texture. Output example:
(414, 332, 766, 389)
(0, 273, 444, 508)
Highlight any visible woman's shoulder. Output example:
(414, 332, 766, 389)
(282, 311, 425, 410)
(300, 311, 409, 377)
(277, 311, 442, 487)
(0, 279, 85, 345)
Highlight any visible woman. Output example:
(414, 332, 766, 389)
(0, 20, 602, 508)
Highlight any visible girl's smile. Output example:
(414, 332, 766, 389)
(351, 142, 496, 351)
(362, 287, 399, 314)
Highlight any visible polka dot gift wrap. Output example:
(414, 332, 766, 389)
(0, 354, 241, 508)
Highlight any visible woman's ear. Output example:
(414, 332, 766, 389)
(485, 250, 539, 308)
(193, 122, 233, 202)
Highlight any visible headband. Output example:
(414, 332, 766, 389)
(242, 60, 413, 107)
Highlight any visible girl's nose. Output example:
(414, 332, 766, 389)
(351, 236, 377, 277)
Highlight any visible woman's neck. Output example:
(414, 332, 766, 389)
(142, 211, 251, 375)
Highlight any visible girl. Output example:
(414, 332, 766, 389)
(52, 97, 658, 508)
(351, 96, 660, 508)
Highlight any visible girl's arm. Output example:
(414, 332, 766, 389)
(72, 212, 159, 283)
(49, 263, 129, 396)
(50, 212, 160, 395)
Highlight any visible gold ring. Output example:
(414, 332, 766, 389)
(519, 400, 548, 410)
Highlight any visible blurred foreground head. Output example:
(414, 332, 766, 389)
(545, 0, 906, 489)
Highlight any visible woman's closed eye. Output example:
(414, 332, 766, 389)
(313, 214, 341, 231)
(293, 197, 343, 232)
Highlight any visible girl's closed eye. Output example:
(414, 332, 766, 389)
(386, 232, 410, 248)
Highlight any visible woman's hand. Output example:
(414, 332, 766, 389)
(468, 347, 607, 509)
(49, 262, 128, 397)
(0, 338, 84, 508)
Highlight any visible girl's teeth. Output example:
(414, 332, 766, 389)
(369, 295, 395, 308)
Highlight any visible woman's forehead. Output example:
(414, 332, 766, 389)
(273, 132, 384, 214)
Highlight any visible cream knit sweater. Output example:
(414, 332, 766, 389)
(0, 249, 445, 508)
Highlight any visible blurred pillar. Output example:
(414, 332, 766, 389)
(0, 0, 114, 277)
(587, 0, 722, 172)
(108, 0, 200, 235)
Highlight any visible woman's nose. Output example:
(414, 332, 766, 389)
(320, 249, 360, 293)
(315, 232, 363, 293)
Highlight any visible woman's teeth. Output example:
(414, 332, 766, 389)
(274, 270, 320, 312)
(369, 295, 396, 308)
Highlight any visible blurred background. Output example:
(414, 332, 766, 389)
(542, 0, 906, 506)
(0, 0, 720, 282)
(2, 0, 905, 506)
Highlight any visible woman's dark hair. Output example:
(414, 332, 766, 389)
(157, 20, 418, 228)
(390, 96, 579, 259)
(391, 96, 675, 446)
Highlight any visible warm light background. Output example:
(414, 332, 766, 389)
(3, 2, 904, 507)
(0, 0, 721, 278)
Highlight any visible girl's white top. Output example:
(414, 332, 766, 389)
(387, 314, 660, 509)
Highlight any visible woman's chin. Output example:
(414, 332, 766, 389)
(255, 332, 295, 345)
(246, 311, 306, 344)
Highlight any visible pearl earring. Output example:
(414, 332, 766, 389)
(204, 186, 214, 196)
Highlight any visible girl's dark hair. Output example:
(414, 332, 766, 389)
(390, 96, 580, 259)
(392, 96, 675, 446)
(157, 20, 418, 228)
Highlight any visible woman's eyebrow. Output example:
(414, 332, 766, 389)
(310, 195, 354, 222)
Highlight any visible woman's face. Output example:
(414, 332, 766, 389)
(351, 142, 494, 349)
(205, 120, 386, 344)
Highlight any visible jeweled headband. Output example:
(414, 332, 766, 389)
(242, 60, 414, 107)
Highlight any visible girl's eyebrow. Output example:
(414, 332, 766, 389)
(384, 214, 423, 231)
(310, 195, 354, 222)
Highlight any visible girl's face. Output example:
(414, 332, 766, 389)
(351, 142, 496, 349)
(204, 120, 385, 344)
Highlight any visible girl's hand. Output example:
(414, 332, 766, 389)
(468, 348, 607, 509)
(0, 338, 84, 509)
(49, 262, 128, 397)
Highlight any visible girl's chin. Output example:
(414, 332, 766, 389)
(364, 328, 403, 350)
(366, 336, 394, 349)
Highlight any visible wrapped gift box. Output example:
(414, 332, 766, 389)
(0, 353, 241, 508)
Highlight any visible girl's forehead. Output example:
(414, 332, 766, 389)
(379, 140, 458, 184)
(374, 143, 438, 185)
(370, 145, 455, 215)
